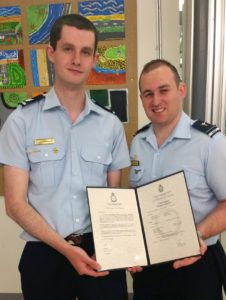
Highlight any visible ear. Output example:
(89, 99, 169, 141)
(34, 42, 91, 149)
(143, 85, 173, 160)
(179, 82, 186, 99)
(46, 45, 55, 64)
(93, 52, 99, 66)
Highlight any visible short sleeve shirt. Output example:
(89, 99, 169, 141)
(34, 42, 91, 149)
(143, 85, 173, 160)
(0, 88, 130, 240)
(129, 112, 226, 245)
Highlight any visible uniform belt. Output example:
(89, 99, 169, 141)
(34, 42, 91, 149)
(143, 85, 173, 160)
(65, 232, 92, 246)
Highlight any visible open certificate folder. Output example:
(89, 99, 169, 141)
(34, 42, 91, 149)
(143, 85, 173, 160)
(87, 171, 200, 271)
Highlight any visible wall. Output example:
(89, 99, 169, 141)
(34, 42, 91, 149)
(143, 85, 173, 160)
(0, 0, 181, 293)
(0, 197, 24, 292)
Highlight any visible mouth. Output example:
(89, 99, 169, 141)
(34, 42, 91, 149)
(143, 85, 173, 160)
(152, 107, 165, 113)
(68, 68, 83, 74)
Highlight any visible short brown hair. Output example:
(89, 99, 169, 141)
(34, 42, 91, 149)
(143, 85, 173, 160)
(139, 59, 181, 91)
(50, 13, 99, 53)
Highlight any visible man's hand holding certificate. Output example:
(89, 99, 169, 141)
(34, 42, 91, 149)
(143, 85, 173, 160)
(87, 171, 201, 271)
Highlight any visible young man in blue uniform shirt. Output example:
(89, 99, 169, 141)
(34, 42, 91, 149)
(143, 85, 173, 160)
(0, 14, 130, 300)
(129, 59, 226, 300)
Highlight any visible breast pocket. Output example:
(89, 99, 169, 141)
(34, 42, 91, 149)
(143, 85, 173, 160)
(129, 167, 144, 187)
(80, 145, 112, 185)
(163, 167, 202, 191)
(27, 143, 65, 188)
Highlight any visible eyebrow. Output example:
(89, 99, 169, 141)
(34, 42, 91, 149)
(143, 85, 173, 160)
(61, 43, 94, 52)
(142, 84, 170, 95)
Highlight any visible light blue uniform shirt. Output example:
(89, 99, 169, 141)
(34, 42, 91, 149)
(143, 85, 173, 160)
(0, 88, 130, 241)
(129, 112, 226, 245)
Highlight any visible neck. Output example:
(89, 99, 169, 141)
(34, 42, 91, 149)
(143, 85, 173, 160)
(153, 113, 182, 147)
(54, 83, 86, 123)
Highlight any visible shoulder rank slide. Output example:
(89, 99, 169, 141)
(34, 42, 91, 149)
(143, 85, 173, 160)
(192, 120, 221, 138)
(134, 123, 151, 136)
(21, 94, 45, 106)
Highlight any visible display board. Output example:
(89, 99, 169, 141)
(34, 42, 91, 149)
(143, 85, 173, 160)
(0, 0, 137, 193)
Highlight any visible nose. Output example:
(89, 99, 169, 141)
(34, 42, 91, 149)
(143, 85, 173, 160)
(152, 92, 161, 105)
(72, 51, 81, 66)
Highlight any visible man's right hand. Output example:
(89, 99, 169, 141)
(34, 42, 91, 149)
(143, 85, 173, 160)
(65, 245, 109, 277)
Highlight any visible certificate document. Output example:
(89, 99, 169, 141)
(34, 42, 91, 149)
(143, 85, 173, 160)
(87, 171, 200, 271)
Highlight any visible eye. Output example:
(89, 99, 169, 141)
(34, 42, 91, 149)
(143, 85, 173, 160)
(82, 49, 92, 56)
(160, 88, 169, 94)
(62, 45, 74, 53)
(142, 91, 153, 98)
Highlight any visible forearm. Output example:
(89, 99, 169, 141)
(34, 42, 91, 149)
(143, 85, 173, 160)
(107, 169, 121, 187)
(197, 199, 226, 239)
(6, 195, 72, 257)
(4, 165, 70, 256)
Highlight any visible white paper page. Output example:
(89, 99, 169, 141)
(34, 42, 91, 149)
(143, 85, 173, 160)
(87, 188, 147, 270)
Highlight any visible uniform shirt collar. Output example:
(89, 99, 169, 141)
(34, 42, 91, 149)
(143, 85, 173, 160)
(43, 87, 103, 116)
(43, 87, 61, 110)
(170, 112, 192, 140)
(141, 112, 192, 149)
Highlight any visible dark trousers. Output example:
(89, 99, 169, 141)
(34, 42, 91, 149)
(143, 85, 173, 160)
(19, 237, 128, 300)
(133, 241, 226, 300)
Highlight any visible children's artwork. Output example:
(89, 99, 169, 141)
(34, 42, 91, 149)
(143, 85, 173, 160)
(1, 91, 27, 109)
(0, 50, 26, 88)
(0, 92, 27, 129)
(87, 44, 126, 85)
(0, 6, 22, 45)
(78, 0, 125, 41)
(30, 49, 54, 87)
(27, 3, 72, 44)
(89, 88, 128, 123)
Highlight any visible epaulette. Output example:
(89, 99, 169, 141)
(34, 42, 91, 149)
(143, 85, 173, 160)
(93, 101, 114, 114)
(192, 120, 221, 138)
(21, 94, 45, 106)
(134, 123, 151, 136)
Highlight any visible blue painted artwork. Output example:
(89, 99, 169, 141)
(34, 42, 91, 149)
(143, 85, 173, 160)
(78, 0, 125, 40)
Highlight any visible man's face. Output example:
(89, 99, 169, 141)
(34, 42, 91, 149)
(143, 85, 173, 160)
(140, 65, 186, 129)
(47, 25, 97, 89)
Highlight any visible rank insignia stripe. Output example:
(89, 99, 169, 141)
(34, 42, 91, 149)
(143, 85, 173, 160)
(34, 138, 55, 145)
(131, 160, 140, 166)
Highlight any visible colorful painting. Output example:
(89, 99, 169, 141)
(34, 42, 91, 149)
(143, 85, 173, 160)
(30, 49, 54, 87)
(27, 3, 72, 44)
(87, 44, 126, 85)
(1, 92, 27, 109)
(0, 50, 26, 88)
(0, 92, 28, 129)
(78, 0, 125, 41)
(89, 88, 128, 122)
(0, 6, 22, 45)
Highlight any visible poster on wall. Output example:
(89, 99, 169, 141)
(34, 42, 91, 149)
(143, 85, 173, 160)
(30, 49, 54, 87)
(89, 88, 128, 123)
(0, 49, 26, 88)
(0, 5, 23, 45)
(87, 44, 126, 85)
(27, 3, 72, 44)
(78, 0, 125, 41)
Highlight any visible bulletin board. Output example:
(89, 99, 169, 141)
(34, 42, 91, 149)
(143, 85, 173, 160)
(0, 0, 137, 193)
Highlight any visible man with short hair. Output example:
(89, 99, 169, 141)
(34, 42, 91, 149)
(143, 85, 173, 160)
(0, 14, 130, 300)
(129, 59, 226, 300)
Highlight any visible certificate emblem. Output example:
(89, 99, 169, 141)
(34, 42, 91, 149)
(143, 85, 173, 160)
(110, 192, 117, 202)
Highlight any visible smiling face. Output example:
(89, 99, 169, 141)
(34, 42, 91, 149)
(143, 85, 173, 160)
(140, 65, 186, 131)
(47, 25, 97, 90)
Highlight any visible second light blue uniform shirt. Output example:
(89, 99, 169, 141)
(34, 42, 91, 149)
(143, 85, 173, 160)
(0, 88, 130, 241)
(129, 112, 226, 245)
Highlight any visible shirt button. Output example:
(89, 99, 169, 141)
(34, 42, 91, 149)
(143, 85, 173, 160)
(72, 195, 77, 199)
(75, 218, 80, 223)
(44, 153, 49, 157)
(97, 155, 101, 159)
